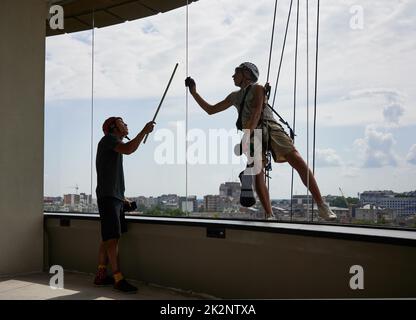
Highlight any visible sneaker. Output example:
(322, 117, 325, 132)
(266, 214, 277, 221)
(94, 275, 115, 286)
(317, 203, 337, 221)
(114, 279, 138, 294)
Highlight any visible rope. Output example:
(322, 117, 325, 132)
(90, 10, 95, 203)
(312, 0, 321, 221)
(266, 0, 279, 84)
(271, 0, 294, 109)
(290, 0, 300, 220)
(264, 0, 279, 188)
(264, 0, 295, 204)
(185, 0, 189, 215)
(306, 0, 310, 219)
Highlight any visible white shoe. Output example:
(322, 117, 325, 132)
(266, 214, 277, 221)
(317, 203, 337, 221)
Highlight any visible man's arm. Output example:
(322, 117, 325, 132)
(114, 121, 155, 155)
(192, 92, 233, 115)
(185, 77, 233, 115)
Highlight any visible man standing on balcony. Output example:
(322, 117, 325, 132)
(94, 117, 155, 293)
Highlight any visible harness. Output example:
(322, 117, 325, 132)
(235, 85, 252, 131)
(235, 85, 295, 140)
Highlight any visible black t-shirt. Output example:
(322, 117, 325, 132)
(96, 134, 125, 201)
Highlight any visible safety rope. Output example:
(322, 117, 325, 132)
(263, 0, 320, 222)
(90, 10, 95, 202)
(290, 0, 300, 220)
(306, 0, 311, 220)
(266, 0, 279, 84)
(185, 0, 189, 215)
(264, 0, 295, 210)
(264, 0, 278, 188)
(312, 0, 320, 221)
(271, 0, 294, 109)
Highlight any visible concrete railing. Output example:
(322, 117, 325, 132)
(44, 213, 416, 299)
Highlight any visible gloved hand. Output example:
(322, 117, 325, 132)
(185, 77, 196, 95)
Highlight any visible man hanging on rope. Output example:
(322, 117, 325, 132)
(185, 62, 336, 221)
(94, 117, 155, 293)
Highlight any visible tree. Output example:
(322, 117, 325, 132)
(329, 196, 359, 208)
(144, 206, 186, 217)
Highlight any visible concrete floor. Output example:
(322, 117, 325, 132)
(0, 272, 206, 300)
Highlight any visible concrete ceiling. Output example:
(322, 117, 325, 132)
(46, 0, 198, 36)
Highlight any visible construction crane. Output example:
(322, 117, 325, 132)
(339, 187, 349, 208)
(339, 187, 353, 222)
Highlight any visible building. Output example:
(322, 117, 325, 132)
(43, 196, 62, 204)
(157, 194, 179, 209)
(360, 190, 416, 216)
(43, 196, 63, 212)
(355, 204, 394, 223)
(136, 196, 148, 208)
(360, 190, 395, 203)
(292, 195, 314, 206)
(144, 196, 158, 208)
(204, 195, 224, 212)
(63, 194, 80, 206)
(331, 207, 350, 223)
(62, 193, 93, 212)
(219, 182, 240, 199)
(179, 196, 197, 212)
(79, 193, 92, 205)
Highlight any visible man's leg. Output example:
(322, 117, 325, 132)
(104, 238, 120, 274)
(105, 237, 138, 293)
(285, 150, 323, 205)
(254, 169, 274, 218)
(285, 150, 337, 220)
(94, 241, 112, 285)
(98, 241, 109, 266)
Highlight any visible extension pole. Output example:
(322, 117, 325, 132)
(143, 63, 179, 144)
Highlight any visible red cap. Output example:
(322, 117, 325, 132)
(102, 117, 121, 135)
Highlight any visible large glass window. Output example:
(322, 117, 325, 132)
(44, 15, 94, 213)
(44, 0, 416, 229)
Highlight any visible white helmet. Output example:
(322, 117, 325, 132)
(237, 62, 259, 81)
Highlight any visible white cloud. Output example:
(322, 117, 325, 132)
(315, 88, 407, 127)
(383, 103, 405, 124)
(341, 88, 406, 125)
(315, 148, 342, 167)
(341, 88, 403, 103)
(354, 125, 399, 168)
(406, 144, 416, 165)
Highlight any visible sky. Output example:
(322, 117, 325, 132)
(44, 0, 416, 199)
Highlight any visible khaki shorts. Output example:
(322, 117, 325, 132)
(262, 120, 296, 163)
(245, 120, 296, 167)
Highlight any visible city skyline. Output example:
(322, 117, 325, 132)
(44, 184, 416, 228)
(44, 188, 416, 204)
